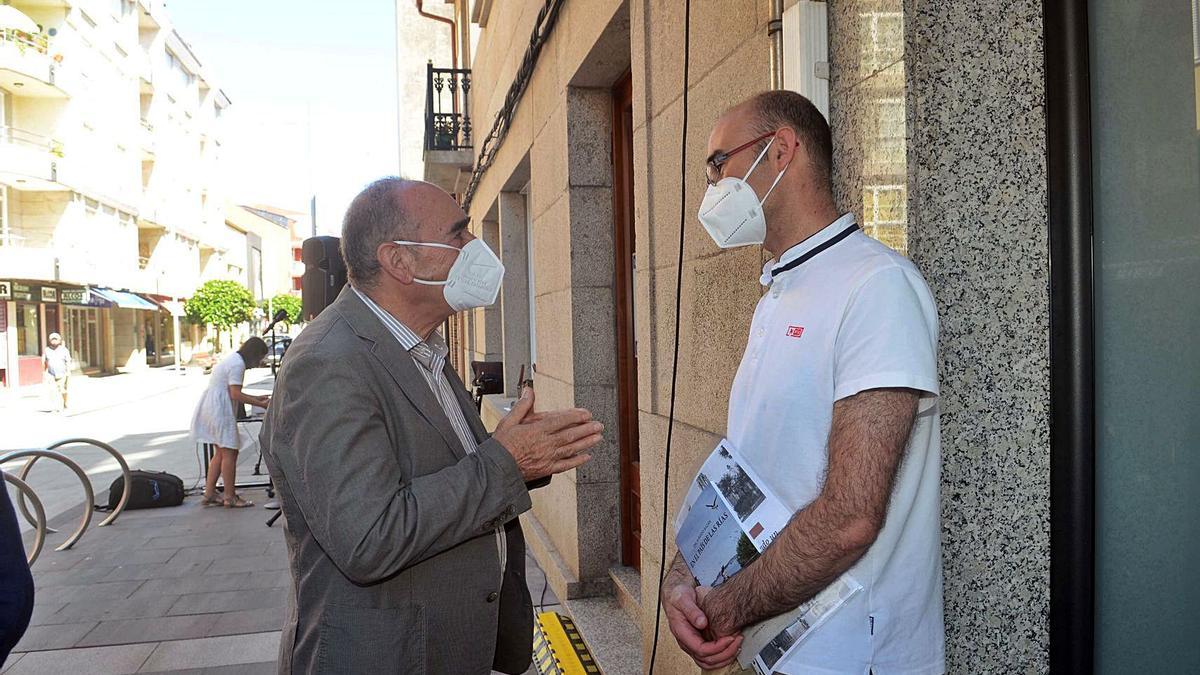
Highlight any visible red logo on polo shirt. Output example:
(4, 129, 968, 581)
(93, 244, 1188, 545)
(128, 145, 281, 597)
(786, 326, 805, 338)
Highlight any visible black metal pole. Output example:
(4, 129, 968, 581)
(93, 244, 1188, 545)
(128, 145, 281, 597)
(1044, 0, 1096, 671)
(425, 61, 434, 151)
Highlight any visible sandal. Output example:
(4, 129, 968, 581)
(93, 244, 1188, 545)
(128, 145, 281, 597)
(200, 494, 224, 507)
(224, 496, 255, 508)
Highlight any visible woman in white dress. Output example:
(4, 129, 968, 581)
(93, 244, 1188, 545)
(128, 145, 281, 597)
(192, 337, 270, 508)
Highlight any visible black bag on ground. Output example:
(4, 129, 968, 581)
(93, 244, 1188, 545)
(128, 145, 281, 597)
(106, 471, 185, 510)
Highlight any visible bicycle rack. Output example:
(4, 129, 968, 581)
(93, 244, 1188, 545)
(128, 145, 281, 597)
(3, 471, 46, 566)
(17, 438, 131, 528)
(0, 449, 94, 551)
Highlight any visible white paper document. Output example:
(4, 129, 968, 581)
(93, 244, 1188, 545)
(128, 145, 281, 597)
(674, 439, 862, 674)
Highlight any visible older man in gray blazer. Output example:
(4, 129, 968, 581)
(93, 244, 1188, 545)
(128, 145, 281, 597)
(260, 178, 603, 674)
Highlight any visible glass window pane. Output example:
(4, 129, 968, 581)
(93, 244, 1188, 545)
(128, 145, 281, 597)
(1091, 1, 1200, 671)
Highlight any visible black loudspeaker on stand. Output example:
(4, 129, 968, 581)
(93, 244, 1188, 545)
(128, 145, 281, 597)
(264, 236, 346, 528)
(302, 235, 347, 321)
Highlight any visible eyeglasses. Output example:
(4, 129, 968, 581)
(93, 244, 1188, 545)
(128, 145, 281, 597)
(705, 131, 776, 186)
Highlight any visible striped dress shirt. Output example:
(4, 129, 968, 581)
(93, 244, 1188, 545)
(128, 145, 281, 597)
(352, 286, 507, 575)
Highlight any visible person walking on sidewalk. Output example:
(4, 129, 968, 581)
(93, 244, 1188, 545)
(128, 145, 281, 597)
(42, 332, 72, 412)
(191, 337, 271, 509)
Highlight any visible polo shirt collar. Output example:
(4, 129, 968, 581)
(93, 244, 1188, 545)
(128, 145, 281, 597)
(760, 212, 858, 286)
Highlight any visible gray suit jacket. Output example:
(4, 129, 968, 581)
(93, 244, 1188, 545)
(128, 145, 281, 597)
(260, 287, 536, 674)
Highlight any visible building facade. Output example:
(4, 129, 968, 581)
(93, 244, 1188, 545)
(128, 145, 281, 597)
(414, 1, 1193, 673)
(0, 0, 237, 387)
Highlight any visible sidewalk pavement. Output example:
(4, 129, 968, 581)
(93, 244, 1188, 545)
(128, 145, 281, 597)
(1, 366, 276, 532)
(3, 365, 563, 674)
(5, 488, 561, 675)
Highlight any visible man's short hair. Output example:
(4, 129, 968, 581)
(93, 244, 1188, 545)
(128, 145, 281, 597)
(340, 177, 417, 289)
(746, 91, 833, 186)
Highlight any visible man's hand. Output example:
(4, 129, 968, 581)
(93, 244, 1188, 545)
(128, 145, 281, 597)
(696, 584, 738, 641)
(492, 389, 602, 482)
(661, 553, 742, 669)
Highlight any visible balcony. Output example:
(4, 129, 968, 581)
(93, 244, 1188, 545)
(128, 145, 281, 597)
(423, 64, 473, 194)
(0, 126, 65, 190)
(139, 118, 156, 160)
(0, 28, 68, 98)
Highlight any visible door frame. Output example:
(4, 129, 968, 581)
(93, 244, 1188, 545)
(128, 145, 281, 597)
(1044, 0, 1096, 670)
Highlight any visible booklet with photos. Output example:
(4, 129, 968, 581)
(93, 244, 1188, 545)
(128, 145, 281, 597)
(674, 439, 862, 674)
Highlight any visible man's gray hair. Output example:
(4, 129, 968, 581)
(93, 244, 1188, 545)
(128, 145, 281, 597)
(340, 177, 418, 289)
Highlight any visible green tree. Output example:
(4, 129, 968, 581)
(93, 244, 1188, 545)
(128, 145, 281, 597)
(736, 533, 761, 569)
(185, 279, 255, 352)
(260, 293, 303, 329)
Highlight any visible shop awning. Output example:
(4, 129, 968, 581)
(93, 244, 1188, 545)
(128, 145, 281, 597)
(138, 293, 187, 317)
(92, 287, 159, 310)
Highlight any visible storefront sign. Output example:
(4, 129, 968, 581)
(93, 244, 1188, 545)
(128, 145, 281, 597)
(11, 283, 32, 302)
(41, 287, 58, 303)
(0, 281, 10, 300)
(60, 287, 91, 305)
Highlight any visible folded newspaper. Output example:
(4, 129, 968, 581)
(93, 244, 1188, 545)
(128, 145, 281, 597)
(674, 439, 862, 674)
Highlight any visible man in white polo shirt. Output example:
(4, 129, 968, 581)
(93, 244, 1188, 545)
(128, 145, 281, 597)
(660, 90, 944, 674)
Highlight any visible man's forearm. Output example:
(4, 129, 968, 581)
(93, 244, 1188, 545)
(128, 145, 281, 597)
(704, 498, 872, 635)
(704, 389, 918, 635)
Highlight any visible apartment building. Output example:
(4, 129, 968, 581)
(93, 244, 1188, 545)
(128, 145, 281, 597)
(0, 0, 237, 386)
(415, 0, 1199, 672)
(236, 204, 312, 297)
(224, 203, 304, 306)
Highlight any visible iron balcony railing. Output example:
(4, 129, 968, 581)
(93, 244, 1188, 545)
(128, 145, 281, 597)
(425, 63, 472, 152)
(0, 126, 64, 157)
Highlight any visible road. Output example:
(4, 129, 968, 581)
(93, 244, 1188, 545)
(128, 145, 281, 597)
(1, 366, 277, 533)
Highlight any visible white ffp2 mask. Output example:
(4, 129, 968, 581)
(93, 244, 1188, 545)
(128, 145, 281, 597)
(393, 238, 505, 311)
(697, 137, 790, 249)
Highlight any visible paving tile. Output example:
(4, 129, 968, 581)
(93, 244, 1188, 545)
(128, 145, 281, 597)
(203, 556, 288, 576)
(32, 580, 145, 605)
(56, 548, 179, 569)
(205, 608, 285, 638)
(144, 534, 232, 550)
(140, 663, 276, 675)
(76, 614, 220, 648)
(26, 603, 66, 627)
(138, 632, 281, 672)
(5, 642, 157, 675)
(32, 565, 118, 587)
(26, 553, 86, 573)
(103, 561, 213, 582)
(45, 594, 180, 624)
(0, 653, 23, 674)
(200, 662, 277, 675)
(131, 571, 290, 599)
(167, 589, 286, 616)
(10, 622, 97, 652)
(168, 544, 269, 565)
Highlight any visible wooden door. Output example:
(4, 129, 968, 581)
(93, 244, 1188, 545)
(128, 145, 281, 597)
(612, 71, 641, 570)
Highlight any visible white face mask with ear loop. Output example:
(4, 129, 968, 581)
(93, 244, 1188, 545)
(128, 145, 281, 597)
(392, 238, 506, 312)
(697, 136, 791, 249)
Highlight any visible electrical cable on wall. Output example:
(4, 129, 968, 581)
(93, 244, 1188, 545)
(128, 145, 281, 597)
(648, 0, 692, 671)
(462, 0, 566, 209)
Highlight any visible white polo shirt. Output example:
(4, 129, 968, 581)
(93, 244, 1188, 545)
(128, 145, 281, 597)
(727, 213, 945, 674)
